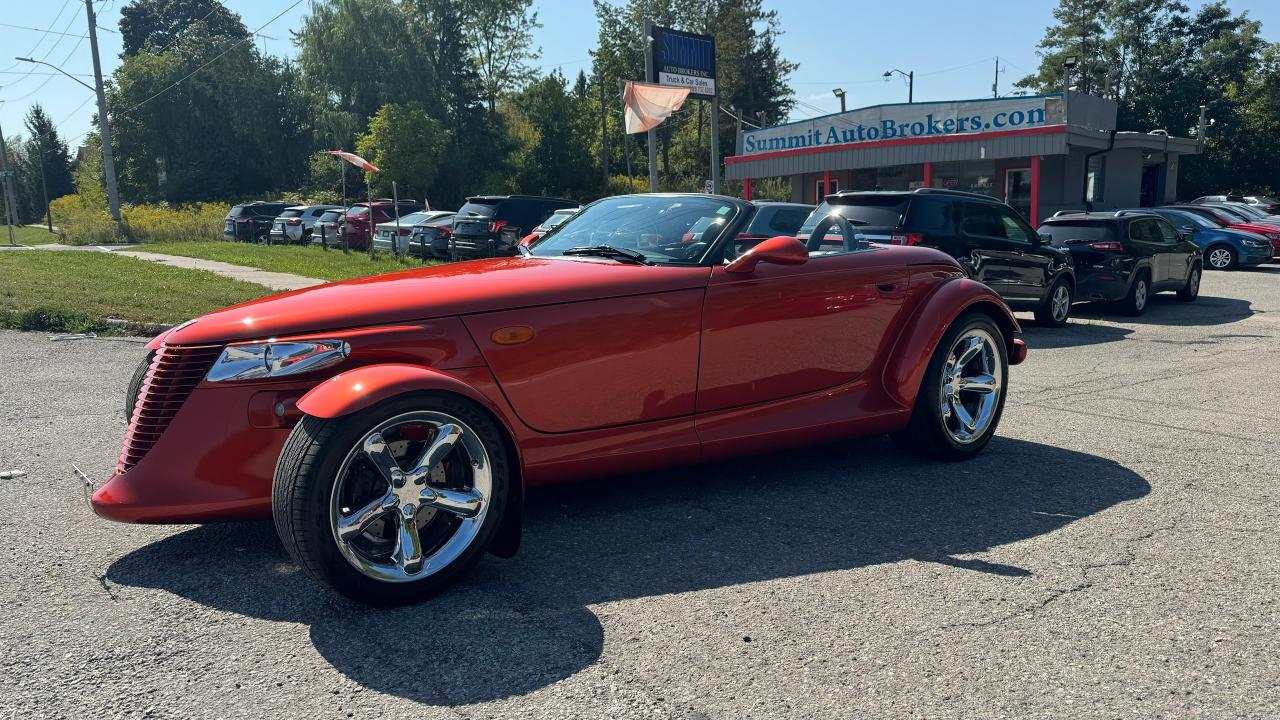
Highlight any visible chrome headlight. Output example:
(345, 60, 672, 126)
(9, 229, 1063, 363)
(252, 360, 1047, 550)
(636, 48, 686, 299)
(206, 340, 350, 382)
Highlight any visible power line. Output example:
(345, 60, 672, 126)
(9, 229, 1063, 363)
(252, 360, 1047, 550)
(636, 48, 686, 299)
(0, 0, 74, 74)
(65, 0, 308, 145)
(1, 30, 88, 103)
(0, 7, 83, 91)
(0, 21, 86, 38)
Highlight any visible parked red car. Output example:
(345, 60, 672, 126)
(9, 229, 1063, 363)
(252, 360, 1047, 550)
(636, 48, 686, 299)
(86, 194, 1026, 605)
(1167, 204, 1280, 258)
(342, 200, 422, 249)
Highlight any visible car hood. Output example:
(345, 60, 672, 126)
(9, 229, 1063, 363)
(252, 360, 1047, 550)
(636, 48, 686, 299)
(162, 257, 713, 346)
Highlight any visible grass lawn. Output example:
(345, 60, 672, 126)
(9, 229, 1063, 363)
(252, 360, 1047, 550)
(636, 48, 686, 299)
(133, 241, 440, 282)
(4, 225, 62, 246)
(0, 250, 270, 334)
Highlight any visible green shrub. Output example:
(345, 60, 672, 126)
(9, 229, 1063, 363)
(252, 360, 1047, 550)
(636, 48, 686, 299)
(50, 195, 229, 245)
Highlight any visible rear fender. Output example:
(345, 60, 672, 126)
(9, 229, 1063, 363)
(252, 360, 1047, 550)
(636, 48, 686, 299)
(296, 363, 524, 558)
(883, 278, 1024, 409)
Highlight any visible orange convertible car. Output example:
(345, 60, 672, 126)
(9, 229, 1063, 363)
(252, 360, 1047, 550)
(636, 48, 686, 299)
(86, 193, 1026, 605)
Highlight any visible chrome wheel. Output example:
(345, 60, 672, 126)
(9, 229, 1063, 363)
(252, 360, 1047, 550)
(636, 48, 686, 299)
(1208, 247, 1233, 269)
(1050, 284, 1071, 322)
(939, 328, 1003, 444)
(329, 411, 491, 583)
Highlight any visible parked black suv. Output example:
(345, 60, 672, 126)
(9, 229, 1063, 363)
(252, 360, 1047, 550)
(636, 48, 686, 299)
(797, 189, 1077, 326)
(449, 195, 578, 260)
(224, 201, 286, 242)
(1036, 211, 1201, 315)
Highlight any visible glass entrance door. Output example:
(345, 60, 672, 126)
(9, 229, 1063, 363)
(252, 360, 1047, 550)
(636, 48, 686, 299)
(1005, 168, 1032, 222)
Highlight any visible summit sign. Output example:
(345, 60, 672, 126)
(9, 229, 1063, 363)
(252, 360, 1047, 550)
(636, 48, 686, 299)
(741, 97, 1061, 155)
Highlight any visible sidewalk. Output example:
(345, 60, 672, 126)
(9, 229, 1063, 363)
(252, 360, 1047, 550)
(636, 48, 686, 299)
(112, 251, 324, 292)
(1, 242, 324, 292)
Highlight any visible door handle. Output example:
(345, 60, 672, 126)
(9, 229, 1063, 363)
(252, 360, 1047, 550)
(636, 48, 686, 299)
(876, 282, 901, 293)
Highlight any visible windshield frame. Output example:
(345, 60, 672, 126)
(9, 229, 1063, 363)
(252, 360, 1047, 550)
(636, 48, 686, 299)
(530, 194, 752, 266)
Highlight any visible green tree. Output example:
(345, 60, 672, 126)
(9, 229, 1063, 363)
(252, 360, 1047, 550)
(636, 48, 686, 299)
(1015, 0, 1112, 95)
(22, 104, 74, 202)
(504, 72, 599, 198)
(464, 0, 542, 112)
(118, 0, 249, 57)
(355, 103, 450, 201)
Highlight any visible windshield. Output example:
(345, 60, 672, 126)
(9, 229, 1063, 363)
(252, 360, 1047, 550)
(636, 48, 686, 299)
(1226, 203, 1266, 218)
(541, 210, 576, 229)
(530, 195, 738, 264)
(380, 211, 434, 226)
(1211, 205, 1251, 223)
(319, 211, 343, 222)
(278, 209, 303, 219)
(347, 206, 370, 217)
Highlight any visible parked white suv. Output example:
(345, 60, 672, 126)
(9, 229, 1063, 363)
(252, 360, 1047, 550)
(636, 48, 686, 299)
(268, 204, 345, 244)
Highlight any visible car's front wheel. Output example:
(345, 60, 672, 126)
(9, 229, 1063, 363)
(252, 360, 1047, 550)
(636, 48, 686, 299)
(273, 392, 510, 605)
(1205, 245, 1237, 270)
(892, 312, 1009, 460)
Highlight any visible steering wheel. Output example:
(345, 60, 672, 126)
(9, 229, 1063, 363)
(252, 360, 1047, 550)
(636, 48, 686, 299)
(806, 214, 862, 252)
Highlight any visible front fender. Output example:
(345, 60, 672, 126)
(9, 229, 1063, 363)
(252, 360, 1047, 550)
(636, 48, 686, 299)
(883, 277, 1024, 409)
(297, 363, 499, 420)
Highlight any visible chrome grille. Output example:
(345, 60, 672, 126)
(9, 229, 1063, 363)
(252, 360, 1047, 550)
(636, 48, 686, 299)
(117, 344, 221, 473)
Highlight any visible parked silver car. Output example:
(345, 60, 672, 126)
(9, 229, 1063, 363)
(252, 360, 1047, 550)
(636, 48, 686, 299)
(309, 208, 348, 247)
(269, 204, 345, 244)
(372, 210, 455, 253)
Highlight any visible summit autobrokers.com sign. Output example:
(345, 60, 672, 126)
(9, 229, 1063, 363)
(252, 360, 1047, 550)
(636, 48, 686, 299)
(741, 97, 1056, 155)
(652, 25, 715, 97)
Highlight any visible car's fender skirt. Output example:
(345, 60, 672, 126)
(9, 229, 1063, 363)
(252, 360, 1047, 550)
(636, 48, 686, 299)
(883, 278, 1023, 409)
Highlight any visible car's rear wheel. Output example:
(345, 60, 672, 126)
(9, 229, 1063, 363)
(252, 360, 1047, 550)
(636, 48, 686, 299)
(1177, 264, 1201, 302)
(892, 312, 1008, 460)
(1034, 278, 1073, 327)
(273, 392, 510, 605)
(1121, 272, 1150, 316)
(1205, 245, 1237, 270)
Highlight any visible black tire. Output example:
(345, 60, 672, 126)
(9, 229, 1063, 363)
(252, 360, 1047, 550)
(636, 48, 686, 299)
(273, 392, 511, 606)
(124, 350, 154, 420)
(1176, 264, 1201, 302)
(1204, 244, 1237, 270)
(1033, 277, 1073, 327)
(1120, 271, 1150, 316)
(891, 312, 1009, 461)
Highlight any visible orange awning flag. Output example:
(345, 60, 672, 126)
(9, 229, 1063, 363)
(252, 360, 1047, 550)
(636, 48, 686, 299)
(322, 150, 380, 173)
(623, 81, 691, 134)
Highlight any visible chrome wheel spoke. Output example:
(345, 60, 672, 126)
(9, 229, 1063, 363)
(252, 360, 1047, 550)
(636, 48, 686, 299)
(422, 486, 484, 518)
(393, 506, 425, 573)
(407, 423, 463, 481)
(362, 433, 404, 485)
(953, 336, 983, 368)
(958, 373, 997, 394)
(950, 397, 977, 432)
(336, 490, 397, 540)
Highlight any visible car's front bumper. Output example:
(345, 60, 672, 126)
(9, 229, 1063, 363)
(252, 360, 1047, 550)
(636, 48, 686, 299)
(90, 382, 309, 524)
(1241, 247, 1272, 266)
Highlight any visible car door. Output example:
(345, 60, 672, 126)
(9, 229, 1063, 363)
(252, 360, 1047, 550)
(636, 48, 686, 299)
(1153, 217, 1194, 286)
(992, 204, 1052, 299)
(696, 246, 909, 413)
(1126, 218, 1166, 285)
(960, 202, 1033, 299)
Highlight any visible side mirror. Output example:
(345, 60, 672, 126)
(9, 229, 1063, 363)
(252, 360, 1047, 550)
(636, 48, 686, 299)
(725, 235, 809, 273)
(1038, 233, 1053, 245)
(1180, 232, 1194, 242)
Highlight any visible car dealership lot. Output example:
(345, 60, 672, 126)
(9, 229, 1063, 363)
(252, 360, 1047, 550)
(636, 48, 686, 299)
(2, 270, 1278, 719)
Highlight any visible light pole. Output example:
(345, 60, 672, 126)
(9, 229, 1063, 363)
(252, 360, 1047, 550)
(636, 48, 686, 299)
(832, 88, 846, 112)
(883, 68, 914, 103)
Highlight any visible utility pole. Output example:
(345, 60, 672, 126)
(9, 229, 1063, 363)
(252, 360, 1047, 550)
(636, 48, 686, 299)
(0, 115, 17, 246)
(993, 57, 1000, 98)
(644, 19, 657, 192)
(35, 132, 51, 232)
(85, 0, 121, 222)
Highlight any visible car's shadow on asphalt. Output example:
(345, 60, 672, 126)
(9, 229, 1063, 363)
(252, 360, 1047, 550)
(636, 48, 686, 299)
(106, 436, 1149, 706)
(1018, 322, 1133, 349)
(1070, 293, 1254, 327)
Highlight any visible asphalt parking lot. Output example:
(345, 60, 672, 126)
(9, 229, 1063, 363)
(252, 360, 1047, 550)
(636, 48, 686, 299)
(3, 269, 1279, 719)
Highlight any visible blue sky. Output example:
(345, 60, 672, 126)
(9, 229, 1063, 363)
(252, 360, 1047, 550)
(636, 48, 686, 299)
(2, 0, 1279, 149)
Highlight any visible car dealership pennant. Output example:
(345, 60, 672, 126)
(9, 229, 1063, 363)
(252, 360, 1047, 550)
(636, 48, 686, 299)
(623, 81, 691, 134)
(322, 150, 380, 173)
